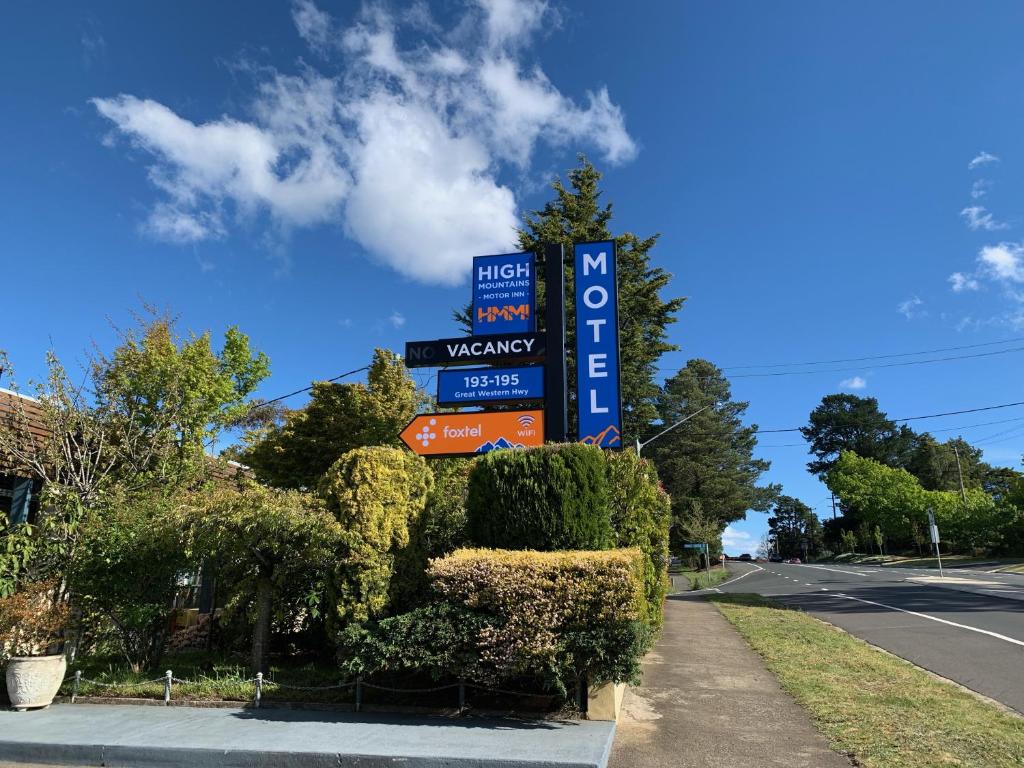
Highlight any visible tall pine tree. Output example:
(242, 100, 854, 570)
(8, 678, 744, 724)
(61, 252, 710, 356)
(457, 158, 683, 439)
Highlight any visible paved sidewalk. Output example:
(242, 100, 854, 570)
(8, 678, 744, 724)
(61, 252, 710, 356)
(0, 704, 615, 768)
(608, 594, 852, 768)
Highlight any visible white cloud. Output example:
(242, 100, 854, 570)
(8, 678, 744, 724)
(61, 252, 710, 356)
(979, 242, 1024, 283)
(388, 310, 406, 328)
(722, 525, 759, 554)
(92, 0, 636, 285)
(971, 179, 992, 199)
(291, 0, 333, 53)
(897, 296, 925, 319)
(948, 271, 980, 292)
(960, 205, 1009, 232)
(968, 151, 1000, 170)
(839, 376, 867, 390)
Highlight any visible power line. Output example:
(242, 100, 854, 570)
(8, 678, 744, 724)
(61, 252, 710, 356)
(259, 366, 371, 407)
(757, 415, 1024, 446)
(714, 336, 1024, 371)
(658, 345, 1024, 377)
(757, 399, 1024, 434)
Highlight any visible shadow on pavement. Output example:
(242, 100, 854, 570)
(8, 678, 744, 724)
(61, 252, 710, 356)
(229, 707, 567, 729)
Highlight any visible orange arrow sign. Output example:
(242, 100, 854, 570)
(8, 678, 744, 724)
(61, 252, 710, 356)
(400, 410, 544, 457)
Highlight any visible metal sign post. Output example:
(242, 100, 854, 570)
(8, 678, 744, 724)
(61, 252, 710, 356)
(544, 243, 568, 443)
(927, 507, 944, 578)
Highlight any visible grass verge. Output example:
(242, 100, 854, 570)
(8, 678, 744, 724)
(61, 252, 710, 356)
(678, 568, 730, 591)
(708, 593, 1024, 768)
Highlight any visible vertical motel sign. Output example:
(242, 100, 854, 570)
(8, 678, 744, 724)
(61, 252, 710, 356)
(575, 241, 622, 448)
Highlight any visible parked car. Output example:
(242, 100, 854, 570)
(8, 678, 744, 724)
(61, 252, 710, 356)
(738, 553, 752, 561)
(768, 554, 783, 563)
(787, 557, 802, 564)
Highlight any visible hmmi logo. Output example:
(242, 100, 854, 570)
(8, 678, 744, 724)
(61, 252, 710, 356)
(477, 304, 531, 323)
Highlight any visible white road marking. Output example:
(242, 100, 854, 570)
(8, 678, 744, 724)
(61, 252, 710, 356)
(829, 593, 1024, 648)
(693, 562, 764, 593)
(792, 563, 873, 577)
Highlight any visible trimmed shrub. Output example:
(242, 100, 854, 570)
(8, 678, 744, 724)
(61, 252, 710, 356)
(606, 450, 672, 630)
(465, 444, 611, 551)
(429, 548, 649, 693)
(319, 446, 433, 624)
(421, 458, 473, 558)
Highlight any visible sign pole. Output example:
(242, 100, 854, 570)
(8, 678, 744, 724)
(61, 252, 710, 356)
(544, 242, 568, 443)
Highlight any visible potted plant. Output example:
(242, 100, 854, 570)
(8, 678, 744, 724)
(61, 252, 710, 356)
(0, 581, 70, 710)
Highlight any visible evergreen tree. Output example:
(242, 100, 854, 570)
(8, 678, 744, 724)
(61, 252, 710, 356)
(801, 394, 915, 478)
(767, 495, 823, 559)
(457, 158, 683, 439)
(648, 359, 777, 550)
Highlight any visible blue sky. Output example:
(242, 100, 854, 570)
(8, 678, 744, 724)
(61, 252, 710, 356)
(3, 1, 1024, 553)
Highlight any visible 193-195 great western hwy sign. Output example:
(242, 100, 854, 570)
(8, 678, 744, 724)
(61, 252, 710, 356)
(575, 241, 622, 447)
(472, 252, 535, 336)
(437, 365, 544, 406)
(405, 332, 545, 368)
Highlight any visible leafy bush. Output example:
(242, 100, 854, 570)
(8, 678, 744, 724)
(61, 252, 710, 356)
(338, 603, 489, 680)
(429, 548, 649, 694)
(319, 446, 433, 624)
(421, 458, 473, 558)
(465, 444, 611, 551)
(606, 450, 671, 629)
(70, 491, 192, 672)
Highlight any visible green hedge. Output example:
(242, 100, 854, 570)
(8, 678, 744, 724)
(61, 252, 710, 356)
(606, 450, 672, 629)
(465, 444, 611, 551)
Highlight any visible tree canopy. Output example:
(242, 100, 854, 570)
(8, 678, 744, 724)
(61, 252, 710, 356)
(767, 495, 823, 559)
(801, 394, 915, 478)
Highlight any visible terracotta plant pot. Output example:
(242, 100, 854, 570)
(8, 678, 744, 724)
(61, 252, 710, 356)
(5, 654, 67, 711)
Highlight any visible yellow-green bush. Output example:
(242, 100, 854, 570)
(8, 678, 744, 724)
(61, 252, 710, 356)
(319, 446, 432, 624)
(428, 547, 649, 693)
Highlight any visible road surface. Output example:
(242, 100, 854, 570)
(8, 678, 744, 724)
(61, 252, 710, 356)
(715, 561, 1024, 713)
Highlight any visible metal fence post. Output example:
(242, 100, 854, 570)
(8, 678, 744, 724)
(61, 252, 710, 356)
(355, 676, 362, 713)
(458, 680, 466, 713)
(72, 670, 81, 704)
(164, 670, 172, 705)
(255, 672, 263, 709)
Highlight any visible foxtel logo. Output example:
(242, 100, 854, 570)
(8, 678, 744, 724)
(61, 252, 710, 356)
(477, 304, 530, 323)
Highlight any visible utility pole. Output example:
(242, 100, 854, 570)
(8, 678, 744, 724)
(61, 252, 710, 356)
(952, 444, 967, 502)
(830, 492, 837, 520)
(635, 404, 713, 456)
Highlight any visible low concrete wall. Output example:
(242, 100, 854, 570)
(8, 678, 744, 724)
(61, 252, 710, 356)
(587, 682, 626, 721)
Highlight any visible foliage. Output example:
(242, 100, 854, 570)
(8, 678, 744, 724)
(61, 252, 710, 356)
(69, 491, 192, 672)
(678, 500, 723, 558)
(0, 313, 269, 588)
(466, 444, 611, 551)
(429, 548, 650, 693)
(605, 449, 671, 628)
(904, 434, 985, 492)
(0, 580, 69, 660)
(338, 603, 489, 680)
(319, 446, 433, 625)
(240, 349, 422, 489)
(421, 458, 472, 558)
(648, 359, 777, 541)
(827, 451, 1002, 553)
(0, 523, 38, 598)
(181, 483, 343, 674)
(767, 495, 824, 559)
(454, 158, 684, 439)
(801, 394, 915, 478)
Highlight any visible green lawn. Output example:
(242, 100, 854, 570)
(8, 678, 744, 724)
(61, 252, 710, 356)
(709, 593, 1024, 768)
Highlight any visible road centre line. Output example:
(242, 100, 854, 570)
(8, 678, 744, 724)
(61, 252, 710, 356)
(694, 562, 764, 593)
(793, 563, 877, 577)
(829, 593, 1024, 648)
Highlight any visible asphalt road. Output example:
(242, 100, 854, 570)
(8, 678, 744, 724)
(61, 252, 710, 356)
(715, 561, 1024, 713)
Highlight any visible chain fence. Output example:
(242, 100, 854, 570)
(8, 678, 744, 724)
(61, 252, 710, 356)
(64, 669, 560, 712)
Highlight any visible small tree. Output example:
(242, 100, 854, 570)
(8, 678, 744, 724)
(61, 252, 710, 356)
(319, 447, 433, 626)
(182, 484, 342, 674)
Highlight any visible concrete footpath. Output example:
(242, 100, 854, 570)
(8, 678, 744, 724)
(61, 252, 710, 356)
(608, 593, 852, 768)
(0, 704, 615, 768)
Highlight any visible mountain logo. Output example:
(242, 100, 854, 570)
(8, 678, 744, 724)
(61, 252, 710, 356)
(475, 436, 524, 453)
(579, 424, 621, 448)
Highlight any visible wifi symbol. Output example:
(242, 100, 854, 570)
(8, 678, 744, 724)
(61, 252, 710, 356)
(517, 414, 536, 427)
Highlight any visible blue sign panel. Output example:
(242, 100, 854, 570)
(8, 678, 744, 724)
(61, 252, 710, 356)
(437, 365, 544, 406)
(575, 241, 621, 448)
(472, 252, 536, 336)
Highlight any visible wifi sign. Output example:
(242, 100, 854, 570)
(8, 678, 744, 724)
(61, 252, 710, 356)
(517, 414, 536, 427)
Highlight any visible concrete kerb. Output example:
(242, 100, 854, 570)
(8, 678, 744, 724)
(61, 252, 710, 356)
(0, 703, 617, 768)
